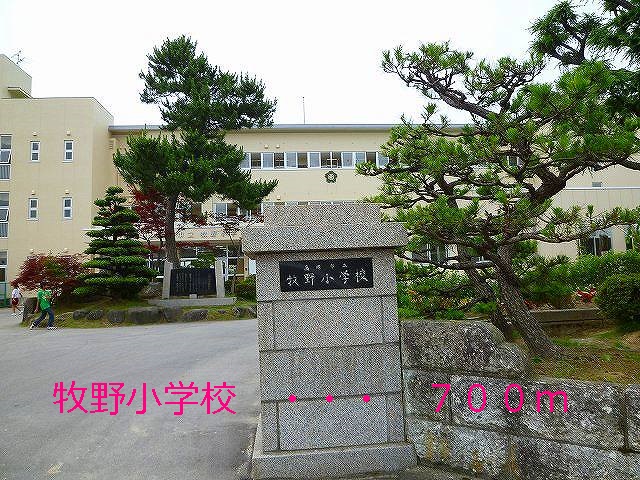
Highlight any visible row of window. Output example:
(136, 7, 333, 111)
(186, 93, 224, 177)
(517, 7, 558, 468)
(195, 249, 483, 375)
(0, 135, 74, 165)
(240, 151, 389, 170)
(0, 194, 72, 238)
(411, 228, 634, 265)
(27, 197, 73, 220)
(211, 200, 358, 219)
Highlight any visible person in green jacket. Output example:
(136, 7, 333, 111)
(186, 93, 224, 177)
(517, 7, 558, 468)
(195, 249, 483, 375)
(30, 283, 56, 330)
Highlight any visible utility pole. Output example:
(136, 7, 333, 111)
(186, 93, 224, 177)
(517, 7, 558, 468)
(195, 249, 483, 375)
(302, 96, 306, 124)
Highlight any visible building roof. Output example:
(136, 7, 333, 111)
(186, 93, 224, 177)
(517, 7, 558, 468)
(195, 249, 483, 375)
(108, 123, 466, 134)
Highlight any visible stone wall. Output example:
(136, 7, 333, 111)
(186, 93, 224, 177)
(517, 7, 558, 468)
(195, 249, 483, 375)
(401, 320, 639, 479)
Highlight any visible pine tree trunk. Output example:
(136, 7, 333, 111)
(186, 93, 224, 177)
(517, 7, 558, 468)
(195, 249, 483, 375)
(493, 248, 560, 357)
(164, 194, 179, 266)
(456, 244, 516, 340)
(467, 268, 515, 341)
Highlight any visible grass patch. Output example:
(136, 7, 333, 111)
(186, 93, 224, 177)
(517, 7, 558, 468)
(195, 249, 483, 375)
(52, 297, 150, 314)
(24, 298, 257, 329)
(530, 326, 640, 384)
(184, 302, 257, 322)
(47, 318, 143, 329)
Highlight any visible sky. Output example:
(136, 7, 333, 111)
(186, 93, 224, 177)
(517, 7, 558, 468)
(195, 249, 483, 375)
(1, 0, 559, 126)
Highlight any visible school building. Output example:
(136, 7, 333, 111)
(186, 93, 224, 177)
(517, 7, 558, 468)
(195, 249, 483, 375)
(1, 54, 639, 292)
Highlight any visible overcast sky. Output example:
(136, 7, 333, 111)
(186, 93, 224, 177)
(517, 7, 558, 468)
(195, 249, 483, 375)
(1, 0, 559, 126)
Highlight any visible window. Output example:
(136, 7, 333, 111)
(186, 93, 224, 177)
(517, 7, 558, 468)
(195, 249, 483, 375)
(320, 152, 340, 168)
(240, 152, 250, 170)
(0, 135, 10, 163)
(0, 193, 8, 237)
(238, 206, 260, 220)
(376, 152, 389, 167)
(250, 152, 261, 169)
(214, 202, 228, 216)
(30, 141, 40, 162)
(308, 152, 321, 168)
(0, 251, 6, 282)
(274, 152, 285, 169)
(592, 181, 602, 187)
(285, 152, 297, 169)
(506, 155, 522, 167)
(262, 152, 274, 169)
(341, 152, 354, 168)
(62, 197, 72, 219)
(64, 140, 73, 162)
(366, 152, 376, 164)
(412, 242, 448, 264)
(0, 135, 11, 180)
(179, 246, 197, 260)
(341, 152, 364, 169)
(579, 229, 612, 256)
(28, 198, 38, 220)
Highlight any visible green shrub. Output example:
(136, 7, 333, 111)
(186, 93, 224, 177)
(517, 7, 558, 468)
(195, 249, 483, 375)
(235, 275, 256, 301)
(524, 281, 574, 308)
(398, 306, 421, 318)
(595, 274, 640, 328)
(562, 251, 640, 289)
(403, 273, 474, 317)
(435, 309, 466, 320)
(519, 254, 573, 307)
(74, 186, 155, 298)
(190, 252, 217, 269)
(520, 251, 640, 307)
(471, 302, 497, 315)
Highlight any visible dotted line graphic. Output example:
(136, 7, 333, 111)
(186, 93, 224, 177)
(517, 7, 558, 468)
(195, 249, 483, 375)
(288, 394, 371, 403)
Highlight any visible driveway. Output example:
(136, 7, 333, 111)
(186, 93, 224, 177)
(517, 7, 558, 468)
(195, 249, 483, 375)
(0, 310, 259, 480)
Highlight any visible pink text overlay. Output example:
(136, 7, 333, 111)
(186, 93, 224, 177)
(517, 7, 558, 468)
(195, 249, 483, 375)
(53, 381, 237, 416)
(431, 383, 569, 413)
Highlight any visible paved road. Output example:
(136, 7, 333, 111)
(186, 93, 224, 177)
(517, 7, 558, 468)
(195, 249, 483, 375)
(0, 311, 259, 480)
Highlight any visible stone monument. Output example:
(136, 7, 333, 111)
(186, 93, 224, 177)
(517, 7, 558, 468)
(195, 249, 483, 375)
(243, 203, 417, 479)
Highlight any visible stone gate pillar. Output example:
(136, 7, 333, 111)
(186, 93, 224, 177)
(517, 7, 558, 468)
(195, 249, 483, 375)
(243, 203, 416, 479)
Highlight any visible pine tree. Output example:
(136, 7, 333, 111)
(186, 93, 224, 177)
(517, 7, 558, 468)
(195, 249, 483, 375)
(74, 186, 157, 298)
(114, 35, 277, 265)
(361, 35, 640, 357)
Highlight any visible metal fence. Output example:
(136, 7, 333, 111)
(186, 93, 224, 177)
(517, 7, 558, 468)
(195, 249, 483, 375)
(169, 268, 217, 296)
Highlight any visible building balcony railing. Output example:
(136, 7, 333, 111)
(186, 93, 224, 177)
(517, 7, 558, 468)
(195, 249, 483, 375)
(175, 225, 243, 241)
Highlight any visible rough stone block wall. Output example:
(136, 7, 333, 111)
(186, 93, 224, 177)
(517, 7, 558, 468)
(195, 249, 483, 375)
(401, 320, 640, 479)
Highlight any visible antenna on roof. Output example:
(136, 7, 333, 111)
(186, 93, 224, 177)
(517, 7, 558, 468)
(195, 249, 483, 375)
(11, 50, 25, 65)
(302, 96, 306, 125)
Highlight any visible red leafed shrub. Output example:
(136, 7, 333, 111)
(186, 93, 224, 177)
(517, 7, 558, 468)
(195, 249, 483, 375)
(12, 253, 85, 298)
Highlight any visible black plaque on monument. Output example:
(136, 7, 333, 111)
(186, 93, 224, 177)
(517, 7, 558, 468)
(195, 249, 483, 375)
(279, 258, 374, 292)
